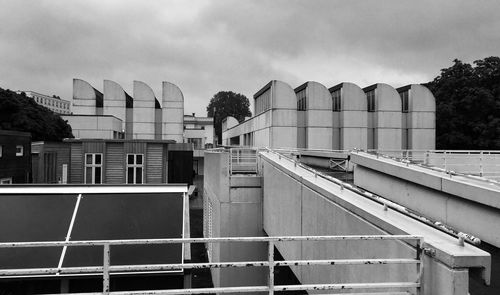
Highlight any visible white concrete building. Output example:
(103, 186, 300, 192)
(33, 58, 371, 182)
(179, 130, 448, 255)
(223, 80, 435, 151)
(18, 91, 71, 114)
(223, 80, 298, 148)
(183, 114, 214, 150)
(70, 79, 184, 142)
(61, 114, 123, 139)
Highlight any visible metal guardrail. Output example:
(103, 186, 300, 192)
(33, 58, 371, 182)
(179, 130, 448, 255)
(0, 235, 423, 295)
(263, 148, 481, 246)
(367, 149, 500, 174)
(366, 149, 500, 183)
(229, 148, 258, 174)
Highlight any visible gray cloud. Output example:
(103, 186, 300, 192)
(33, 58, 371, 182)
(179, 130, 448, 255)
(1, 0, 499, 116)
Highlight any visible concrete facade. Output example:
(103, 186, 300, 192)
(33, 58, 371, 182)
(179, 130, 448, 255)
(223, 80, 435, 151)
(203, 151, 266, 288)
(133, 81, 157, 139)
(162, 82, 184, 142)
(203, 148, 491, 294)
(330, 82, 369, 150)
(223, 80, 298, 148)
(70, 79, 185, 142)
(363, 83, 403, 150)
(61, 114, 123, 139)
(72, 79, 103, 116)
(295, 82, 332, 149)
(397, 84, 436, 150)
(351, 151, 500, 248)
(103, 80, 127, 135)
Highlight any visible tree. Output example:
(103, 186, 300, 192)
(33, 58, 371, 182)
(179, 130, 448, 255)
(206, 91, 252, 145)
(426, 57, 500, 149)
(0, 88, 74, 141)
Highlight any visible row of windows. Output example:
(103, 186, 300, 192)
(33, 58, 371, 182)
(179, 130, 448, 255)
(293, 88, 410, 113)
(296, 89, 307, 111)
(0, 145, 24, 158)
(84, 153, 144, 184)
(255, 88, 271, 115)
(34, 96, 70, 109)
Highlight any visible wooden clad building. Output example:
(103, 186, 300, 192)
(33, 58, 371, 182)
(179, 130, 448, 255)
(32, 139, 193, 185)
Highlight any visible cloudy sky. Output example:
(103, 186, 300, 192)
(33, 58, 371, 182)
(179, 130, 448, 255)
(1, 0, 499, 116)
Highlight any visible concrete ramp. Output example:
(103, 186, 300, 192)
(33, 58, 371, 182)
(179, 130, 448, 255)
(260, 149, 490, 295)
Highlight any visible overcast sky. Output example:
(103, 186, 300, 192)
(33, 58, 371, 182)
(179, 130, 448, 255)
(1, 0, 499, 116)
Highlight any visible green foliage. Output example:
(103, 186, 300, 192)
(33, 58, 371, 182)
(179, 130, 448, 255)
(426, 57, 500, 149)
(206, 91, 252, 145)
(0, 88, 74, 141)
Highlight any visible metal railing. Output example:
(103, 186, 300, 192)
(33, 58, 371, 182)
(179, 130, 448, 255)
(366, 149, 500, 182)
(229, 148, 258, 174)
(0, 235, 424, 295)
(262, 148, 481, 246)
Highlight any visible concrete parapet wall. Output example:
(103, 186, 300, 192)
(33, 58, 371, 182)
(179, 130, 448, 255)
(351, 152, 500, 248)
(260, 150, 490, 294)
(203, 151, 266, 288)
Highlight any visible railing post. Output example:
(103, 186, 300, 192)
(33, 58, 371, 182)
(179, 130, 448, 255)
(103, 244, 110, 295)
(480, 151, 483, 177)
(443, 151, 447, 172)
(268, 240, 274, 295)
(416, 238, 424, 295)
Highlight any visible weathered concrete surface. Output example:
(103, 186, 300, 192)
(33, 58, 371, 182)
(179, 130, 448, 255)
(203, 152, 266, 289)
(260, 150, 490, 295)
(162, 82, 184, 143)
(351, 151, 500, 248)
(133, 81, 156, 139)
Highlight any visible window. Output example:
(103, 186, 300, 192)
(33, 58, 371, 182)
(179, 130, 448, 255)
(331, 89, 341, 112)
(366, 90, 376, 112)
(296, 89, 307, 111)
(16, 145, 24, 156)
(127, 154, 144, 184)
(85, 153, 102, 184)
(188, 138, 203, 150)
(0, 178, 12, 185)
(255, 88, 271, 115)
(400, 90, 409, 113)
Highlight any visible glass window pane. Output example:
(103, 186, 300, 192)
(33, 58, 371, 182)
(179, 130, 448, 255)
(95, 167, 101, 184)
(95, 154, 102, 164)
(128, 154, 134, 164)
(86, 167, 92, 184)
(136, 168, 143, 184)
(86, 154, 92, 164)
(128, 167, 134, 184)
(137, 154, 143, 165)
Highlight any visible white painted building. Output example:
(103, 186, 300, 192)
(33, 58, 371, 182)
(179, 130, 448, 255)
(223, 80, 436, 151)
(17, 91, 71, 114)
(183, 114, 214, 150)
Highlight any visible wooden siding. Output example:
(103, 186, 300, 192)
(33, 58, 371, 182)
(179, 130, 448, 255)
(70, 143, 83, 183)
(125, 142, 146, 154)
(105, 143, 125, 184)
(146, 143, 164, 183)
